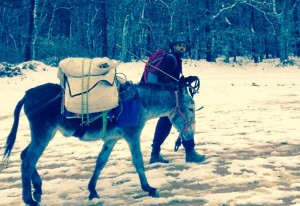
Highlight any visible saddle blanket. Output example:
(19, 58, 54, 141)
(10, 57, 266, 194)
(110, 99, 141, 128)
(65, 98, 141, 128)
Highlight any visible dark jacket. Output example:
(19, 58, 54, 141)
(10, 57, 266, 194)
(157, 52, 182, 84)
(141, 51, 182, 84)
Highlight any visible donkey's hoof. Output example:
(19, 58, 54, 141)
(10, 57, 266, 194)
(89, 191, 100, 200)
(148, 188, 159, 197)
(25, 199, 39, 206)
(33, 192, 42, 202)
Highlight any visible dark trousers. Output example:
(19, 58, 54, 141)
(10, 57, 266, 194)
(151, 116, 195, 155)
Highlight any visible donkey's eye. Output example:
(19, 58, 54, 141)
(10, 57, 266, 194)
(188, 108, 194, 112)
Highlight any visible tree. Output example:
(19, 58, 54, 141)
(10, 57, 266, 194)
(100, 0, 108, 57)
(242, 0, 300, 63)
(24, 0, 35, 61)
(0, 0, 299, 64)
(292, 0, 300, 56)
(205, 0, 215, 62)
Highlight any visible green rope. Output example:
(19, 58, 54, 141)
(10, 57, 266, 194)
(85, 59, 92, 123)
(100, 111, 108, 137)
(80, 58, 93, 125)
(80, 110, 109, 138)
(81, 59, 85, 124)
(79, 64, 120, 137)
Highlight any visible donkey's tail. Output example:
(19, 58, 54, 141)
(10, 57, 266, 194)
(3, 95, 26, 163)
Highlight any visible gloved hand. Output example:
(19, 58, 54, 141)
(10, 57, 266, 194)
(184, 76, 199, 84)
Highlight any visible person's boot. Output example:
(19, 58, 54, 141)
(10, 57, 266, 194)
(149, 153, 170, 164)
(186, 150, 206, 163)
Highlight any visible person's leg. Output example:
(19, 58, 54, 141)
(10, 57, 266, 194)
(182, 139, 206, 163)
(151, 117, 172, 154)
(182, 139, 195, 153)
(149, 117, 172, 164)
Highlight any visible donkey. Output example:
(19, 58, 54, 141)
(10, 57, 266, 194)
(3, 77, 196, 206)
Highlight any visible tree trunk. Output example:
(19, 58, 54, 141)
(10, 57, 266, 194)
(250, 8, 259, 63)
(138, 0, 146, 58)
(278, 17, 289, 62)
(121, 15, 129, 61)
(293, 2, 300, 56)
(100, 0, 108, 57)
(205, 0, 214, 62)
(32, 0, 38, 60)
(146, 25, 151, 54)
(232, 35, 237, 62)
(252, 37, 259, 63)
(277, 0, 290, 63)
(24, 0, 35, 61)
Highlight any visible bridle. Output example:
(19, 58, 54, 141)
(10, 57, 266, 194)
(169, 91, 195, 135)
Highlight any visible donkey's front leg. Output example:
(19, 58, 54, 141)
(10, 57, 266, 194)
(127, 136, 158, 197)
(88, 139, 117, 200)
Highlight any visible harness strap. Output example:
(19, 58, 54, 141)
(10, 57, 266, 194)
(174, 135, 182, 152)
(175, 91, 179, 107)
(75, 110, 109, 139)
(170, 91, 195, 135)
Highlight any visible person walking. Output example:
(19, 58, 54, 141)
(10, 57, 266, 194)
(142, 35, 206, 164)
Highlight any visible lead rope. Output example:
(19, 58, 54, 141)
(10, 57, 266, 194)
(174, 135, 182, 152)
(172, 91, 194, 152)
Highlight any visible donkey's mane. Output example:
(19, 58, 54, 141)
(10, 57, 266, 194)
(137, 82, 178, 92)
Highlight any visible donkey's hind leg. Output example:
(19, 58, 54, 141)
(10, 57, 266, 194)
(21, 143, 46, 206)
(32, 170, 43, 202)
(127, 136, 158, 197)
(88, 139, 118, 200)
(21, 147, 43, 202)
(21, 129, 54, 206)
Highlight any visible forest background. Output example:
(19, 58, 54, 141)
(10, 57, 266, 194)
(0, 0, 299, 65)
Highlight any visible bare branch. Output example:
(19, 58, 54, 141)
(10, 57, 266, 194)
(212, 1, 241, 20)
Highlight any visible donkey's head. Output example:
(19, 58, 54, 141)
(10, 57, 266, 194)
(169, 77, 196, 141)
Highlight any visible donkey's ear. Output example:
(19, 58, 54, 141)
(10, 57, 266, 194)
(179, 76, 186, 88)
(178, 76, 189, 95)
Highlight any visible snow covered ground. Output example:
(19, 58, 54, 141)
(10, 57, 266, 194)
(0, 58, 299, 206)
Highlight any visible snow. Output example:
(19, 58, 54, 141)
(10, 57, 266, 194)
(0, 58, 299, 206)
